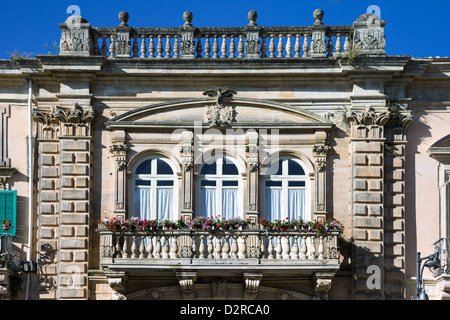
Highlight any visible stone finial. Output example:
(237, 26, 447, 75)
(118, 11, 129, 26)
(313, 9, 324, 25)
(247, 10, 258, 26)
(183, 11, 193, 26)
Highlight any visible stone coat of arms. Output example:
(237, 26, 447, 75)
(203, 88, 237, 127)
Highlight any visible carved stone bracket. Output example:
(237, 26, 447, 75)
(106, 270, 128, 300)
(313, 272, 334, 300)
(176, 272, 197, 299)
(243, 273, 263, 299)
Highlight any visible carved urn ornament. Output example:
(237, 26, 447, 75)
(118, 11, 129, 26)
(313, 9, 324, 25)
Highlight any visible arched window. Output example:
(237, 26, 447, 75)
(262, 157, 310, 222)
(132, 156, 177, 221)
(198, 156, 242, 219)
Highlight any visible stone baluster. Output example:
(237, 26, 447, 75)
(268, 236, 274, 259)
(334, 33, 342, 56)
(130, 235, 137, 258)
(191, 234, 197, 258)
(204, 35, 211, 58)
(122, 235, 129, 258)
(140, 35, 147, 58)
(343, 34, 350, 53)
(162, 235, 170, 259)
(221, 35, 228, 58)
(268, 34, 276, 58)
(101, 35, 109, 56)
(276, 235, 282, 259)
(237, 35, 245, 58)
(300, 236, 307, 259)
(173, 35, 180, 58)
(285, 34, 292, 58)
(115, 235, 122, 258)
(240, 235, 248, 259)
(318, 236, 324, 259)
(148, 35, 155, 58)
(199, 234, 206, 258)
(147, 235, 154, 259)
(171, 234, 179, 258)
(292, 235, 299, 259)
(302, 34, 309, 57)
(277, 34, 284, 58)
(260, 35, 268, 58)
(309, 236, 316, 259)
(156, 35, 164, 58)
(327, 34, 334, 57)
(132, 34, 139, 58)
(214, 234, 222, 258)
(207, 235, 214, 258)
(231, 235, 239, 258)
(229, 35, 236, 58)
(282, 235, 291, 259)
(109, 35, 116, 57)
(222, 235, 231, 259)
(155, 236, 162, 258)
(294, 34, 301, 57)
(212, 35, 219, 59)
(195, 35, 202, 58)
(260, 234, 266, 258)
(165, 35, 172, 58)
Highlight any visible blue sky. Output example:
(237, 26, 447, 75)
(1, 0, 449, 59)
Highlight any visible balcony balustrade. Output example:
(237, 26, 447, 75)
(99, 224, 341, 275)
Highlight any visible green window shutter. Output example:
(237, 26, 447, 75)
(0, 190, 17, 236)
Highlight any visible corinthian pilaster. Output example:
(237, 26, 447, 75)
(109, 143, 128, 217)
(180, 131, 194, 223)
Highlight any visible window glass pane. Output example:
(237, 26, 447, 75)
(223, 180, 238, 187)
(157, 180, 174, 186)
(201, 188, 216, 217)
(222, 159, 238, 175)
(288, 181, 305, 187)
(222, 189, 238, 219)
(266, 181, 282, 187)
(201, 180, 216, 187)
(288, 160, 305, 176)
(201, 162, 216, 175)
(157, 188, 173, 220)
(157, 159, 173, 174)
(135, 160, 152, 175)
(135, 180, 151, 186)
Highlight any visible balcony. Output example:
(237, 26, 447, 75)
(98, 222, 342, 299)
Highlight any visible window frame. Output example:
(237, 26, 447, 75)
(130, 156, 178, 220)
(261, 156, 311, 221)
(197, 155, 243, 218)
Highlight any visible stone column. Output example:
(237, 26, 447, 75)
(32, 108, 61, 299)
(313, 130, 330, 223)
(246, 131, 259, 222)
(180, 131, 194, 223)
(56, 103, 94, 300)
(346, 106, 390, 300)
(109, 130, 128, 219)
(383, 102, 412, 299)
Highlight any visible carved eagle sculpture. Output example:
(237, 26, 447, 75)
(203, 88, 237, 106)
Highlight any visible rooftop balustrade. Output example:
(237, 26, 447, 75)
(59, 9, 386, 60)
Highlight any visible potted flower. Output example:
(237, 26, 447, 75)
(2, 218, 11, 231)
(0, 251, 10, 268)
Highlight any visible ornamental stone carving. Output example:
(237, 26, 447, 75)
(203, 88, 237, 127)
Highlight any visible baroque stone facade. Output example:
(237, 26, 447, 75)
(0, 8, 449, 301)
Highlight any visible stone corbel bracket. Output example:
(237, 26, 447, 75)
(176, 272, 197, 299)
(313, 272, 335, 300)
(243, 273, 263, 299)
(105, 270, 128, 300)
